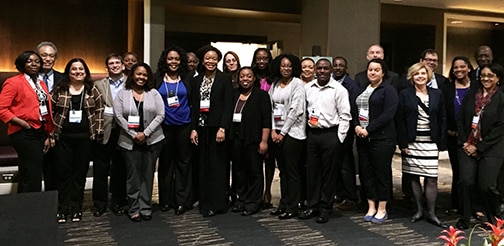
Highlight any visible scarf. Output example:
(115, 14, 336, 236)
(467, 87, 498, 145)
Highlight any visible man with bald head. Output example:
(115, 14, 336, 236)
(473, 45, 494, 81)
(354, 44, 399, 90)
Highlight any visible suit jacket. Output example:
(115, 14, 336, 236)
(0, 74, 54, 135)
(113, 89, 165, 150)
(53, 70, 63, 92)
(396, 87, 447, 150)
(231, 87, 271, 145)
(340, 74, 360, 130)
(442, 79, 479, 132)
(354, 70, 400, 91)
(457, 89, 504, 157)
(352, 82, 398, 139)
(93, 77, 126, 144)
(190, 70, 233, 130)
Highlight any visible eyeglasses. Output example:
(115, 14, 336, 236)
(423, 58, 438, 63)
(480, 73, 497, 79)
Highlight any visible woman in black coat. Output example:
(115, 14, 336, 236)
(190, 45, 233, 217)
(397, 63, 447, 228)
(230, 66, 271, 216)
(455, 63, 504, 229)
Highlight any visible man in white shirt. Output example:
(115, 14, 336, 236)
(299, 58, 352, 223)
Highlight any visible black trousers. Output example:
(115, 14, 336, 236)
(447, 135, 460, 209)
(357, 137, 395, 202)
(92, 128, 127, 211)
(458, 150, 504, 224)
(158, 124, 193, 208)
(232, 138, 264, 212)
(43, 148, 58, 191)
(271, 133, 305, 213)
(335, 133, 357, 201)
(10, 128, 45, 193)
(305, 127, 343, 211)
(197, 126, 228, 214)
(55, 132, 91, 214)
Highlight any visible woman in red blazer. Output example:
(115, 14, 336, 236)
(0, 51, 54, 193)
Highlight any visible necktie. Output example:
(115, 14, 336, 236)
(43, 74, 49, 89)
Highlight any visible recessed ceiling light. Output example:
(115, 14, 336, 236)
(393, 0, 404, 2)
(451, 21, 463, 24)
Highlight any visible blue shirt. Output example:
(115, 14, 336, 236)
(158, 80, 191, 125)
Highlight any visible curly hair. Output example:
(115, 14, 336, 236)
(55, 58, 94, 95)
(14, 51, 42, 74)
(156, 45, 188, 78)
(269, 54, 301, 81)
(448, 56, 474, 82)
(125, 63, 155, 91)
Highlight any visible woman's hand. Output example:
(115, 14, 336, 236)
(190, 130, 198, 145)
(463, 143, 478, 157)
(216, 129, 225, 143)
(134, 132, 146, 144)
(258, 141, 268, 155)
(447, 130, 458, 137)
(43, 138, 51, 153)
(355, 126, 368, 138)
(401, 148, 410, 155)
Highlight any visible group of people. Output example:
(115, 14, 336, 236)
(1, 41, 504, 229)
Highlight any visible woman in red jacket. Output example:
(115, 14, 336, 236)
(0, 51, 54, 193)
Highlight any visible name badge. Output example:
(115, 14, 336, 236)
(40, 105, 48, 116)
(358, 109, 369, 122)
(69, 110, 82, 123)
(308, 109, 320, 127)
(273, 104, 285, 121)
(471, 115, 480, 129)
(200, 100, 210, 112)
(127, 115, 140, 129)
(168, 96, 180, 108)
(104, 106, 114, 116)
(233, 113, 242, 122)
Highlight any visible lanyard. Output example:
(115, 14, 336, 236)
(234, 92, 251, 113)
(164, 80, 179, 98)
(69, 91, 85, 112)
(129, 90, 144, 115)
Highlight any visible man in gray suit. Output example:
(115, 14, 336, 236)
(92, 53, 128, 216)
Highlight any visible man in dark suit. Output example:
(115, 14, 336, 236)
(473, 45, 494, 82)
(37, 41, 63, 191)
(354, 44, 399, 90)
(332, 56, 359, 210)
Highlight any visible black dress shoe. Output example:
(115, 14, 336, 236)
(231, 205, 244, 213)
(161, 204, 171, 212)
(410, 214, 424, 223)
(456, 219, 469, 230)
(202, 210, 216, 217)
(241, 209, 258, 216)
(71, 212, 82, 222)
(426, 216, 448, 229)
(175, 206, 186, 215)
(93, 208, 106, 217)
(111, 205, 124, 216)
(130, 214, 141, 222)
(316, 210, 330, 224)
(270, 208, 285, 216)
(57, 213, 67, 224)
(279, 212, 298, 220)
(298, 209, 319, 220)
(141, 214, 152, 221)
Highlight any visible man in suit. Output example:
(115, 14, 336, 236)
(37, 41, 63, 191)
(354, 44, 399, 90)
(332, 56, 359, 210)
(473, 45, 493, 81)
(420, 49, 448, 89)
(92, 53, 128, 217)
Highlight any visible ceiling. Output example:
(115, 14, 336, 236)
(381, 0, 504, 14)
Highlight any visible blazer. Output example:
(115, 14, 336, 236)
(396, 87, 447, 150)
(340, 74, 360, 131)
(353, 82, 398, 139)
(442, 79, 479, 132)
(51, 85, 104, 141)
(457, 89, 504, 157)
(114, 88, 165, 150)
(94, 77, 125, 144)
(268, 77, 306, 140)
(231, 87, 272, 145)
(0, 74, 54, 135)
(190, 70, 233, 130)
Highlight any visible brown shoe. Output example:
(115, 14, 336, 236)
(336, 200, 356, 211)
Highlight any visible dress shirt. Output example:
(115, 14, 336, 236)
(38, 70, 55, 92)
(109, 76, 125, 100)
(427, 75, 438, 89)
(305, 77, 352, 143)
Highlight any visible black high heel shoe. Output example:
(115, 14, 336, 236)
(426, 216, 448, 229)
(410, 214, 424, 223)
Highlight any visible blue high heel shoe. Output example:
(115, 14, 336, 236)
(371, 213, 388, 224)
(363, 213, 375, 222)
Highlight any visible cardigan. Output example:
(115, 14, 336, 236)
(457, 89, 504, 157)
(113, 88, 165, 150)
(353, 82, 398, 139)
(51, 84, 104, 141)
(0, 73, 54, 135)
(231, 87, 272, 145)
(396, 87, 447, 150)
(268, 77, 306, 140)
